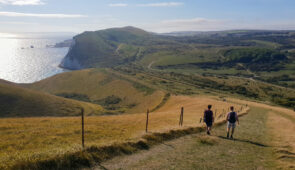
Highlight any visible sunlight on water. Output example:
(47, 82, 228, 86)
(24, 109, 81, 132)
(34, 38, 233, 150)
(0, 33, 19, 38)
(0, 34, 70, 83)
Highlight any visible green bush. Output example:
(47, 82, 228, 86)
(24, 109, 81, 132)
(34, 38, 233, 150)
(56, 93, 90, 102)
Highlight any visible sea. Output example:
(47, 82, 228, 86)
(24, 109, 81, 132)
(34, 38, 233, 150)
(0, 32, 74, 83)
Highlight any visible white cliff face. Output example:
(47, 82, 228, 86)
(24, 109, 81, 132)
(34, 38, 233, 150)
(60, 56, 82, 70)
(59, 39, 83, 70)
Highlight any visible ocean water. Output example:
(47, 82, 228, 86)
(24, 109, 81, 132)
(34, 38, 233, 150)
(0, 33, 73, 83)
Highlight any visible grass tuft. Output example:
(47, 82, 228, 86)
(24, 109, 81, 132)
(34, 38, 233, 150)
(197, 136, 217, 145)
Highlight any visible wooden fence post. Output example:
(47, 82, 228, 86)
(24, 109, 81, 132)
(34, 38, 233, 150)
(81, 108, 85, 149)
(179, 107, 184, 126)
(146, 109, 149, 133)
(182, 107, 184, 126)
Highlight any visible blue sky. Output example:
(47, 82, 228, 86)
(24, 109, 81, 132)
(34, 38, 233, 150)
(0, 0, 295, 33)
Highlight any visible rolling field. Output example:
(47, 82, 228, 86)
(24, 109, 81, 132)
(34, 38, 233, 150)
(1, 27, 294, 169)
(94, 99, 295, 170)
(27, 69, 165, 114)
(0, 95, 243, 169)
(0, 81, 103, 117)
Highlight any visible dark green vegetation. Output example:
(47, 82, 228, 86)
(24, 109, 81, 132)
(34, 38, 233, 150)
(223, 48, 287, 71)
(56, 92, 91, 102)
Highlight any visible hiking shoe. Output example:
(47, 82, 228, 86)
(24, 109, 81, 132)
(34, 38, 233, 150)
(230, 135, 233, 139)
(227, 133, 229, 138)
(207, 131, 209, 135)
(208, 131, 211, 135)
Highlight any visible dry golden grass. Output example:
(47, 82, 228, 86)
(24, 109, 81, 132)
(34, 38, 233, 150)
(0, 95, 243, 169)
(268, 112, 295, 169)
(0, 82, 103, 117)
(228, 97, 294, 117)
(28, 69, 165, 114)
(229, 97, 295, 169)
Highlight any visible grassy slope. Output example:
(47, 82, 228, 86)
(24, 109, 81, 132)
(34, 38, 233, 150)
(62, 27, 295, 89)
(268, 111, 295, 169)
(64, 26, 151, 68)
(0, 95, 243, 169)
(27, 69, 165, 114)
(97, 106, 292, 170)
(115, 65, 295, 108)
(0, 81, 103, 117)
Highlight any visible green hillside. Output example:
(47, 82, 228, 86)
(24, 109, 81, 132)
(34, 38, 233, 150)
(60, 26, 157, 69)
(114, 65, 295, 108)
(0, 81, 103, 117)
(61, 27, 295, 89)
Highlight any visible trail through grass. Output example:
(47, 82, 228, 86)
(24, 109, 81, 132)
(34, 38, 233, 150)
(96, 107, 277, 170)
(0, 96, 241, 169)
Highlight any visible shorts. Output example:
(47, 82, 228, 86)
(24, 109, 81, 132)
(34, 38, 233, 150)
(205, 121, 213, 127)
(227, 122, 236, 128)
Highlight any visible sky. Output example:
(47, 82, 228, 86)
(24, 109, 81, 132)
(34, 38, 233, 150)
(0, 0, 295, 33)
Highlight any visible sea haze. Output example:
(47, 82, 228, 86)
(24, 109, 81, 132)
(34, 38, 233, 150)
(0, 32, 74, 83)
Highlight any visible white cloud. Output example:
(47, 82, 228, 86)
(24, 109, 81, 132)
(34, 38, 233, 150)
(0, 0, 44, 5)
(137, 2, 183, 7)
(0, 11, 87, 18)
(108, 3, 128, 7)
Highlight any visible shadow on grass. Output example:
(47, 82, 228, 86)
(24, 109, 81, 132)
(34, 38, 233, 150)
(97, 164, 108, 170)
(217, 136, 269, 147)
(162, 143, 175, 149)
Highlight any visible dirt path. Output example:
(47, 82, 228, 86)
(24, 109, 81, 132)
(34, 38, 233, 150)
(148, 61, 155, 69)
(268, 111, 295, 169)
(92, 107, 279, 170)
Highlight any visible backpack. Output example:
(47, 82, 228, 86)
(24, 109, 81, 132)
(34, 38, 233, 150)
(204, 110, 213, 122)
(229, 112, 236, 123)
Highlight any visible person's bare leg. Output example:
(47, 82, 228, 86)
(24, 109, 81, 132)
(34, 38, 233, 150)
(231, 128, 235, 139)
(227, 127, 230, 138)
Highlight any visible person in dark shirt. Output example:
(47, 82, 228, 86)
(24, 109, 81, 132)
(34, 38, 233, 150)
(204, 105, 214, 135)
(226, 106, 239, 139)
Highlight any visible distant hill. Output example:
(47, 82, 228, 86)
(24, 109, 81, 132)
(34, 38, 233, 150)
(0, 80, 103, 117)
(60, 26, 295, 89)
(60, 26, 157, 69)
